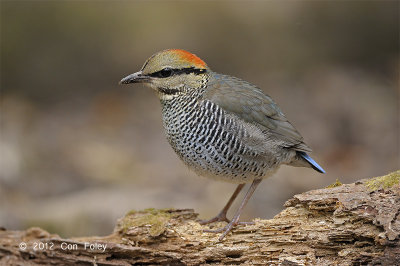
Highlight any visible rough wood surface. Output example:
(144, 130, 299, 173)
(1, 171, 399, 265)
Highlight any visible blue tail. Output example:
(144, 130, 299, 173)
(298, 151, 326, 174)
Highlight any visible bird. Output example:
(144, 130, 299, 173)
(119, 49, 325, 241)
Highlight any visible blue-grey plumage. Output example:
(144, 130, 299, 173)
(298, 152, 326, 173)
(120, 49, 325, 240)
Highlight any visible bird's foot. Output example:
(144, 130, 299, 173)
(198, 212, 230, 225)
(203, 218, 255, 241)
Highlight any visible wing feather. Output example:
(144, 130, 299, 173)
(203, 72, 311, 152)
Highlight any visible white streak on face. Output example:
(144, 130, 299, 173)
(159, 93, 177, 101)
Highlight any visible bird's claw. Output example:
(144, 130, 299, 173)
(202, 219, 255, 240)
(198, 212, 230, 225)
(203, 217, 236, 234)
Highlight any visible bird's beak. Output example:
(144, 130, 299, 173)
(119, 71, 149, 85)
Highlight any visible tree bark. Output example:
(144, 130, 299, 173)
(1, 171, 399, 265)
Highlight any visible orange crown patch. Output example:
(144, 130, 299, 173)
(170, 49, 207, 69)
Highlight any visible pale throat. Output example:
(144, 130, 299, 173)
(148, 83, 182, 101)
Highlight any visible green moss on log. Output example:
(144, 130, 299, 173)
(120, 208, 173, 237)
(365, 170, 400, 191)
(326, 179, 343, 188)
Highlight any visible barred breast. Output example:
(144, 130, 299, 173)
(160, 91, 282, 183)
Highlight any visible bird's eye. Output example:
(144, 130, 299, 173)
(159, 68, 173, 78)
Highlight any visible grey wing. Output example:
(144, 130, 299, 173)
(203, 72, 311, 152)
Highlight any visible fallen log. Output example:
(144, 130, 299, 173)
(1, 171, 399, 265)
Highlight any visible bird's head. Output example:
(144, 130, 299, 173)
(120, 49, 209, 99)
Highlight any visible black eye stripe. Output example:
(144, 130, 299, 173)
(160, 68, 173, 78)
(150, 67, 206, 78)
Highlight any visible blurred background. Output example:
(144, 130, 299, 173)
(1, 1, 398, 237)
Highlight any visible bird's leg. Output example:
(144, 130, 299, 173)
(204, 178, 262, 241)
(198, 183, 245, 225)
